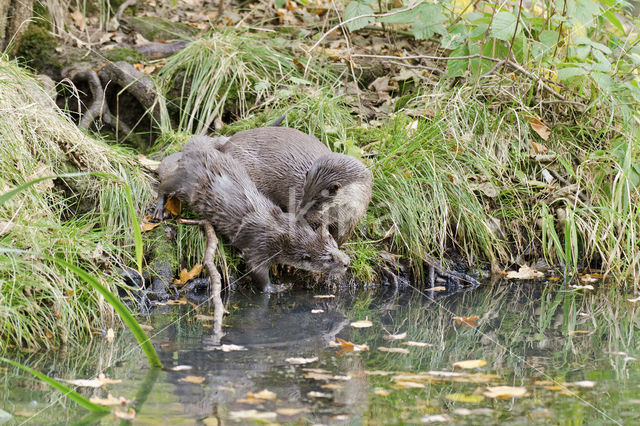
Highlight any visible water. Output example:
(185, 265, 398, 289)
(2, 282, 639, 424)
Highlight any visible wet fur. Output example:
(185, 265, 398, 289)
(157, 146, 349, 292)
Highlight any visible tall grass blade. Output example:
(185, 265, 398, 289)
(0, 172, 88, 207)
(0, 357, 111, 414)
(122, 183, 143, 274)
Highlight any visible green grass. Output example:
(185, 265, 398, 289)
(0, 56, 153, 350)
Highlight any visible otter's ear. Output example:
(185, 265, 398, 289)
(329, 182, 342, 194)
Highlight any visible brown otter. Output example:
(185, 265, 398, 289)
(156, 143, 350, 293)
(182, 127, 373, 246)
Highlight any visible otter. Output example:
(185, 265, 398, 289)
(156, 142, 350, 293)
(173, 127, 373, 246)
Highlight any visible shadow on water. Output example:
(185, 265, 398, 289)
(1, 280, 639, 424)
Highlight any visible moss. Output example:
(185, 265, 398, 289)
(104, 48, 145, 64)
(13, 25, 59, 71)
(32, 1, 52, 30)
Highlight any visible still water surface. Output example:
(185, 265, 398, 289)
(2, 282, 639, 424)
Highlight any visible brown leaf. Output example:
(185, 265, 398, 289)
(528, 117, 551, 141)
(70, 9, 85, 30)
(113, 408, 136, 420)
(180, 375, 205, 384)
(141, 221, 160, 232)
(505, 265, 544, 280)
(329, 338, 369, 354)
(173, 264, 203, 285)
(90, 393, 130, 406)
(164, 197, 182, 216)
(285, 357, 318, 365)
(453, 359, 487, 370)
(483, 385, 528, 399)
(531, 140, 549, 154)
(378, 346, 410, 354)
(453, 316, 480, 327)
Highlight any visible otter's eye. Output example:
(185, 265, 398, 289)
(329, 182, 341, 194)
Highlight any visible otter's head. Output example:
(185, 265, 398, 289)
(298, 153, 373, 227)
(278, 222, 350, 276)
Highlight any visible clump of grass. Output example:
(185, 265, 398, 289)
(158, 30, 305, 135)
(0, 56, 153, 350)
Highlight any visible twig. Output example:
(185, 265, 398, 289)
(503, 0, 524, 73)
(69, 70, 104, 129)
(308, 0, 426, 52)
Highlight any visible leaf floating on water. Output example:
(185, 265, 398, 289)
(313, 294, 335, 299)
(195, 314, 215, 321)
(307, 391, 332, 398)
(63, 378, 103, 388)
(321, 383, 344, 390)
(180, 375, 205, 384)
(113, 408, 135, 420)
(505, 265, 544, 280)
(156, 297, 188, 306)
(174, 264, 203, 285)
(453, 359, 487, 370)
(249, 389, 277, 400)
(350, 320, 373, 328)
(170, 365, 193, 371)
(445, 393, 485, 403)
(209, 344, 247, 352)
(285, 356, 318, 365)
(453, 316, 480, 327)
(365, 370, 394, 376)
(97, 373, 122, 385)
(420, 414, 451, 423)
(303, 371, 351, 381)
(229, 410, 277, 421)
(430, 286, 447, 292)
(569, 380, 596, 388)
(276, 407, 308, 416)
(311, 309, 324, 313)
(570, 284, 595, 290)
(378, 347, 410, 354)
(90, 393, 131, 406)
(483, 385, 528, 399)
(374, 388, 390, 396)
(384, 332, 407, 341)
(403, 341, 433, 347)
(329, 338, 369, 354)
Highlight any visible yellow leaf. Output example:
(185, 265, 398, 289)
(174, 264, 203, 285)
(453, 316, 480, 327)
(453, 359, 487, 370)
(321, 383, 344, 390)
(113, 408, 135, 420)
(446, 393, 485, 403)
(285, 357, 318, 365)
(374, 388, 390, 396)
(384, 332, 407, 341)
(164, 197, 182, 216)
(330, 338, 369, 354)
(140, 220, 160, 232)
(313, 294, 335, 299)
(277, 407, 308, 416)
(506, 265, 544, 280)
(350, 320, 373, 328)
(403, 341, 433, 347)
(180, 375, 205, 384)
(378, 347, 410, 354)
(483, 385, 528, 399)
(250, 389, 277, 400)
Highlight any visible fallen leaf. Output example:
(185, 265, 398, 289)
(140, 221, 160, 232)
(329, 338, 369, 354)
(483, 385, 528, 399)
(229, 410, 276, 421)
(403, 341, 433, 347)
(350, 320, 373, 328)
(453, 316, 480, 327)
(313, 294, 335, 299)
(173, 264, 203, 285)
(70, 9, 85, 30)
(579, 274, 599, 283)
(113, 408, 135, 420)
(446, 393, 485, 403)
(374, 388, 390, 396)
(394, 381, 425, 389)
(63, 378, 103, 388)
(276, 407, 307, 416)
(90, 393, 130, 406)
(164, 197, 182, 216)
(569, 380, 596, 388)
(321, 383, 344, 390)
(453, 360, 487, 370)
(180, 375, 205, 384)
(195, 314, 214, 321)
(378, 347, 410, 354)
(430, 286, 447, 292)
(307, 391, 332, 398)
(506, 265, 544, 280)
(285, 357, 318, 365)
(170, 365, 192, 371)
(311, 309, 324, 313)
(105, 328, 115, 343)
(529, 117, 551, 141)
(249, 389, 276, 400)
(420, 414, 451, 423)
(570, 284, 594, 290)
(208, 344, 247, 352)
(384, 332, 407, 341)
(628, 296, 640, 303)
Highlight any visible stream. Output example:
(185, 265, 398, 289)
(2, 281, 639, 424)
